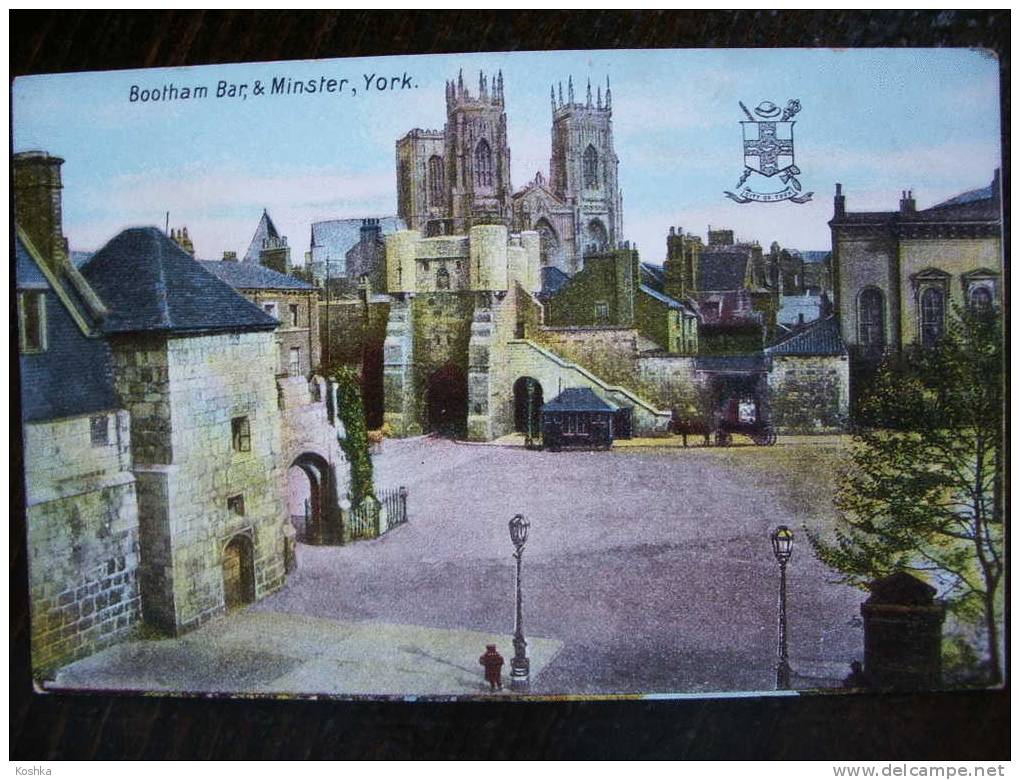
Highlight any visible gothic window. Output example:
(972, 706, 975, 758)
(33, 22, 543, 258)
(858, 287, 885, 350)
(583, 144, 599, 189)
(428, 155, 445, 207)
(969, 285, 993, 314)
(436, 266, 450, 290)
(920, 287, 945, 347)
(587, 219, 609, 254)
(534, 218, 559, 267)
(474, 139, 493, 188)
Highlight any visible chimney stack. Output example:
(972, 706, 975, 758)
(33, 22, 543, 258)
(899, 189, 916, 214)
(834, 182, 846, 218)
(13, 151, 68, 270)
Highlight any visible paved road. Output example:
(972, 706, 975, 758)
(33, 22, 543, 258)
(251, 436, 864, 695)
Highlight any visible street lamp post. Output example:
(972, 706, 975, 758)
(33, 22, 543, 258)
(508, 513, 531, 690)
(770, 525, 794, 690)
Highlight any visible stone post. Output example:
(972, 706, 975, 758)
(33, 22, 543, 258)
(861, 571, 947, 689)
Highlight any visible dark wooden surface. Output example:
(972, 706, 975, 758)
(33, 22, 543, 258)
(10, 9, 1010, 760)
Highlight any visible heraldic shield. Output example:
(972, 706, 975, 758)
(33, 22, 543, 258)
(742, 120, 795, 177)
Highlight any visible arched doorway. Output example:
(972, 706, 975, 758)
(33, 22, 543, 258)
(425, 363, 468, 438)
(222, 534, 255, 610)
(513, 376, 544, 435)
(289, 453, 339, 544)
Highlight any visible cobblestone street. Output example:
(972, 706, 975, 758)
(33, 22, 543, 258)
(255, 435, 864, 695)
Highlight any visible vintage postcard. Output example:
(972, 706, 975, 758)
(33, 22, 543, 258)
(12, 47, 1004, 700)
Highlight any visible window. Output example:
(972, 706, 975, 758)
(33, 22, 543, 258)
(289, 303, 300, 327)
(428, 154, 445, 207)
(920, 287, 945, 348)
(583, 144, 599, 189)
(227, 495, 246, 516)
(970, 285, 993, 314)
(594, 301, 609, 321)
(858, 287, 885, 350)
(19, 291, 46, 353)
(263, 302, 279, 320)
(231, 416, 251, 452)
(474, 139, 493, 188)
(289, 347, 301, 376)
(90, 414, 109, 446)
(436, 266, 450, 290)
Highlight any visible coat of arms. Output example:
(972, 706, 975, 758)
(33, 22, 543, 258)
(725, 99, 813, 204)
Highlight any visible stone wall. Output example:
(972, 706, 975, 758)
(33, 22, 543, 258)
(766, 354, 850, 433)
(246, 289, 319, 377)
(111, 331, 289, 634)
(24, 409, 141, 675)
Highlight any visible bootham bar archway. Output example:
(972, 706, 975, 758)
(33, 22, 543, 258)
(288, 452, 341, 545)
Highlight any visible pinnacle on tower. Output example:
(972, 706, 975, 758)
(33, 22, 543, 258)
(458, 68, 464, 96)
(568, 76, 574, 104)
(606, 75, 612, 110)
(551, 85, 556, 112)
(586, 77, 592, 107)
(597, 85, 602, 109)
(558, 82, 563, 105)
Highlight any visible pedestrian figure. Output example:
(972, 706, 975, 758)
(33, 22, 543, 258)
(479, 644, 504, 691)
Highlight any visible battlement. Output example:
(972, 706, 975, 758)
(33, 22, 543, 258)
(446, 69, 505, 111)
(551, 75, 612, 117)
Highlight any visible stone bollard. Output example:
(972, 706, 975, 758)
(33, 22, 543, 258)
(861, 571, 946, 689)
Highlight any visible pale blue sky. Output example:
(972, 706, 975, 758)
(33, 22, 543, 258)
(13, 48, 1001, 262)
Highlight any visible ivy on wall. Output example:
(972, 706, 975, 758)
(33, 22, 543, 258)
(329, 365, 375, 504)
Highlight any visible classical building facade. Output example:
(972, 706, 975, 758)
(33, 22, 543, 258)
(830, 172, 1002, 357)
(396, 71, 623, 276)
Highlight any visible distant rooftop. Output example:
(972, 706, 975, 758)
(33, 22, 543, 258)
(200, 260, 313, 291)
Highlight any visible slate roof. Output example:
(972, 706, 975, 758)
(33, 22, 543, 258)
(540, 266, 571, 298)
(70, 249, 95, 269)
(15, 237, 49, 289)
(766, 315, 846, 356)
(542, 387, 618, 413)
(310, 216, 406, 262)
(836, 174, 1001, 226)
(640, 262, 666, 289)
(200, 260, 314, 291)
(17, 234, 119, 422)
(694, 354, 765, 373)
(639, 284, 697, 317)
(82, 227, 279, 335)
(699, 250, 749, 291)
(243, 209, 282, 264)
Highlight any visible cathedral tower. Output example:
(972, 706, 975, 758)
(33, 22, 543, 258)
(549, 76, 623, 258)
(443, 70, 514, 233)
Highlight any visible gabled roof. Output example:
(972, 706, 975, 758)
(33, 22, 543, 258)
(640, 262, 665, 290)
(82, 227, 279, 335)
(310, 216, 406, 261)
(243, 209, 282, 264)
(542, 387, 618, 413)
(639, 284, 698, 317)
(540, 266, 571, 298)
(200, 260, 314, 291)
(766, 315, 846, 356)
(16, 233, 119, 422)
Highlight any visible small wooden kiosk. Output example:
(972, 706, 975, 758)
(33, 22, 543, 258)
(540, 387, 617, 451)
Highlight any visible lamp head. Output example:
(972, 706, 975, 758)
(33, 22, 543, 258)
(771, 525, 794, 564)
(508, 514, 530, 549)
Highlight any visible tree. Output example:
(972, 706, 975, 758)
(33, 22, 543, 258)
(809, 306, 1004, 683)
(328, 364, 375, 505)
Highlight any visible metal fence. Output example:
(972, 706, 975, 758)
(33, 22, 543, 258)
(345, 486, 408, 541)
(380, 486, 409, 529)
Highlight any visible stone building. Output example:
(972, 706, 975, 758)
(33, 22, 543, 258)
(764, 315, 849, 433)
(200, 256, 348, 545)
(830, 172, 1002, 358)
(307, 216, 406, 288)
(243, 208, 292, 273)
(512, 77, 623, 274)
(15, 151, 142, 675)
(397, 71, 514, 236)
(397, 71, 623, 275)
(201, 257, 320, 378)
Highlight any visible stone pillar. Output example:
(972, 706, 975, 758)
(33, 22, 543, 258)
(386, 230, 419, 294)
(861, 571, 947, 689)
